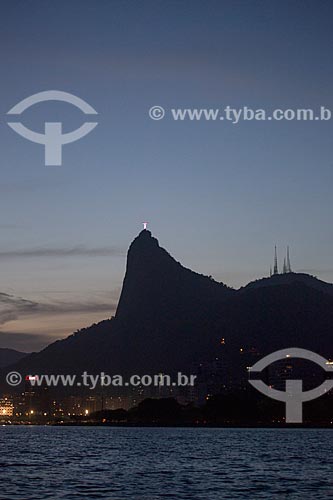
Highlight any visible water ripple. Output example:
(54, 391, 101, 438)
(0, 427, 332, 499)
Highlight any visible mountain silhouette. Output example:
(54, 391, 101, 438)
(243, 272, 333, 296)
(0, 348, 27, 368)
(3, 230, 333, 384)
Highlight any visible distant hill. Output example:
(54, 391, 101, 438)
(3, 230, 333, 387)
(242, 272, 333, 296)
(0, 348, 28, 368)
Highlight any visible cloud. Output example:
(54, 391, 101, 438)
(0, 291, 117, 326)
(0, 293, 37, 325)
(0, 331, 56, 352)
(0, 245, 125, 259)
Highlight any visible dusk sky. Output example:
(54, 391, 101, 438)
(0, 0, 332, 351)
